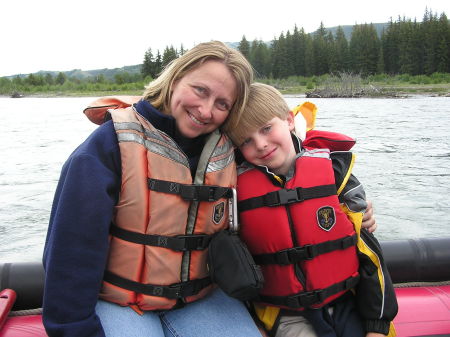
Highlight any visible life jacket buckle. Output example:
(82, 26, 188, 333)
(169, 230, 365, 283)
(296, 289, 325, 307)
(275, 188, 301, 206)
(176, 234, 211, 251)
(303, 244, 319, 260)
(180, 185, 231, 202)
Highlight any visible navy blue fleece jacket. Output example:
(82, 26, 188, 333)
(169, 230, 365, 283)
(42, 100, 206, 337)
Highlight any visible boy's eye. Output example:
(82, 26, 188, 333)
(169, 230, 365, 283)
(240, 138, 251, 147)
(262, 125, 272, 133)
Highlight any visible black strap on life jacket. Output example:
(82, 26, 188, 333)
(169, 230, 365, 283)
(148, 178, 233, 201)
(254, 234, 357, 265)
(238, 184, 337, 212)
(110, 225, 212, 251)
(258, 274, 360, 309)
(103, 270, 211, 299)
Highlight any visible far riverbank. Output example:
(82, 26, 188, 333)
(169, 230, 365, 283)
(4, 83, 450, 99)
(3, 73, 450, 99)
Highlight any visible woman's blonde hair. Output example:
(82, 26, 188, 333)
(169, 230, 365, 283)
(224, 83, 290, 146)
(143, 41, 253, 126)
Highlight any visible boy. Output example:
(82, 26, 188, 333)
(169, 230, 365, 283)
(224, 83, 397, 337)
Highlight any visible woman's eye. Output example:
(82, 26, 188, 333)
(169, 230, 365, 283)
(262, 125, 271, 133)
(216, 101, 229, 111)
(194, 86, 206, 94)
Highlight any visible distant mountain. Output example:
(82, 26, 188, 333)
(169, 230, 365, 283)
(6, 64, 142, 80)
(319, 23, 388, 40)
(6, 23, 389, 80)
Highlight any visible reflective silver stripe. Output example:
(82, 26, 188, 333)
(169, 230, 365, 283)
(207, 152, 235, 173)
(117, 132, 189, 168)
(117, 132, 145, 146)
(114, 122, 144, 133)
(207, 139, 235, 173)
(303, 148, 331, 159)
(211, 137, 234, 158)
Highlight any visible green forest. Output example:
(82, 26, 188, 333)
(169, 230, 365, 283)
(1, 9, 449, 96)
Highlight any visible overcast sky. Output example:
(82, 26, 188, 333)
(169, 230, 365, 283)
(1, 0, 448, 77)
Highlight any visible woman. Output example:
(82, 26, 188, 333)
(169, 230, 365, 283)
(42, 41, 262, 337)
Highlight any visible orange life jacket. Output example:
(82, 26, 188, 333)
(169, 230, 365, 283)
(99, 106, 237, 311)
(237, 148, 359, 310)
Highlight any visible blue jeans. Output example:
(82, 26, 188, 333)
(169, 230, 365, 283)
(96, 288, 262, 337)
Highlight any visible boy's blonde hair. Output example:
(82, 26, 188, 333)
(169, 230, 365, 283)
(143, 41, 253, 126)
(224, 83, 290, 146)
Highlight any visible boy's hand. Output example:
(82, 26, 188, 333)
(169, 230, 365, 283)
(362, 200, 377, 233)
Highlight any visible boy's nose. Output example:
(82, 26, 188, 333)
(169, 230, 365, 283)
(254, 136, 268, 150)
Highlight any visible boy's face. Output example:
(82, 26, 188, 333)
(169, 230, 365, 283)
(239, 113, 296, 176)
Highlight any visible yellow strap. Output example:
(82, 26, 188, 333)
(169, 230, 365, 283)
(254, 303, 280, 332)
(336, 153, 356, 196)
(387, 321, 397, 336)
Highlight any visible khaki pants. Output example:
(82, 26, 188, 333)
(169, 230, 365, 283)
(274, 315, 318, 337)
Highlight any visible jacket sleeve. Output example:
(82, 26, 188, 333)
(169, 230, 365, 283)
(42, 122, 121, 337)
(356, 230, 398, 335)
(332, 152, 398, 335)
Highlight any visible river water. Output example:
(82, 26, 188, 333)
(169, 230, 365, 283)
(0, 96, 449, 262)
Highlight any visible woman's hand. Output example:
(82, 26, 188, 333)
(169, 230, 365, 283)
(362, 200, 377, 233)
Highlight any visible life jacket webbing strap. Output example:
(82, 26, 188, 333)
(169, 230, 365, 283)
(238, 184, 337, 212)
(148, 178, 233, 201)
(258, 274, 360, 309)
(103, 270, 212, 299)
(254, 234, 357, 265)
(110, 225, 212, 251)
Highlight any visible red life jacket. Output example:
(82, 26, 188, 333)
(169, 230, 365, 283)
(237, 148, 359, 310)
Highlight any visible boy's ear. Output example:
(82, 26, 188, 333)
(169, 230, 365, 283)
(292, 110, 307, 141)
(287, 110, 295, 131)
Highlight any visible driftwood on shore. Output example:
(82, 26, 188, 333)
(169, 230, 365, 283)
(10, 91, 24, 98)
(306, 73, 402, 98)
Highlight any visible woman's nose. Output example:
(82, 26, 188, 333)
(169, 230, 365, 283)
(198, 99, 214, 120)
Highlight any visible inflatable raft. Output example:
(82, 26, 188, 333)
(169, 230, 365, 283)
(1, 237, 450, 337)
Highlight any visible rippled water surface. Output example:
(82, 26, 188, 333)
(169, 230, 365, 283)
(1, 96, 449, 262)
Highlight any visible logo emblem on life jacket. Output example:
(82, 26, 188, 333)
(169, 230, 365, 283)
(213, 202, 225, 224)
(317, 206, 336, 231)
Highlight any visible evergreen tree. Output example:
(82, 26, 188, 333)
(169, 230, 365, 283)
(162, 46, 178, 68)
(179, 44, 186, 56)
(326, 31, 338, 73)
(350, 23, 380, 75)
(312, 22, 329, 75)
(381, 19, 400, 74)
(250, 40, 271, 78)
(55, 72, 67, 85)
(44, 73, 54, 85)
(436, 13, 450, 73)
(142, 48, 154, 78)
(422, 9, 438, 74)
(238, 36, 250, 60)
(271, 33, 293, 78)
(334, 26, 350, 72)
(291, 26, 306, 76)
(304, 35, 315, 76)
(154, 51, 163, 75)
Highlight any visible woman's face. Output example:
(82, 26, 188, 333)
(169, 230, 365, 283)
(170, 60, 237, 138)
